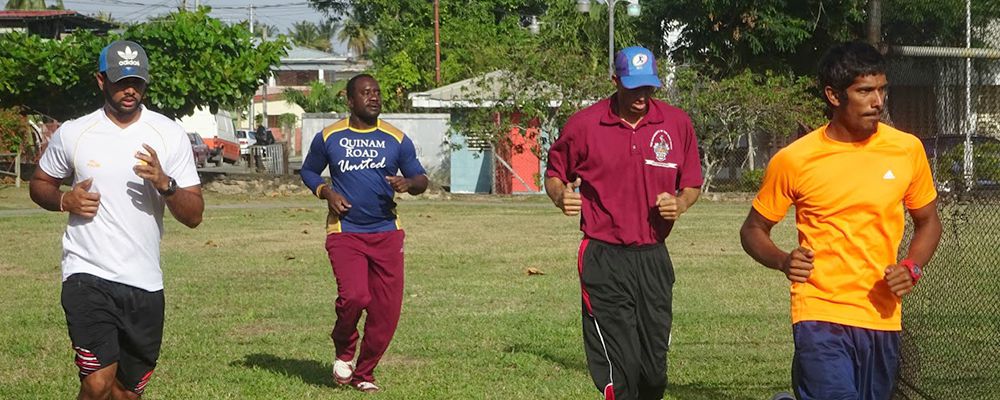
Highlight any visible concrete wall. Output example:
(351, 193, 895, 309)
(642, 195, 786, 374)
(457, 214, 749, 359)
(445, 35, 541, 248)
(449, 135, 493, 193)
(301, 113, 451, 185)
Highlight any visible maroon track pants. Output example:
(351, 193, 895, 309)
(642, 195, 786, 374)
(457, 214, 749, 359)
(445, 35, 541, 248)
(325, 229, 405, 384)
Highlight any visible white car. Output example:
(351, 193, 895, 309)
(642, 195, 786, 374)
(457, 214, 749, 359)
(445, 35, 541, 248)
(236, 129, 257, 155)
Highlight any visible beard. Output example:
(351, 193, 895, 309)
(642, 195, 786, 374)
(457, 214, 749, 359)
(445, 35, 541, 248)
(103, 86, 142, 116)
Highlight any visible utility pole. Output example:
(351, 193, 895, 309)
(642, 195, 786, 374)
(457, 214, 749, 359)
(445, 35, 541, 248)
(248, 3, 255, 130)
(434, 0, 441, 85)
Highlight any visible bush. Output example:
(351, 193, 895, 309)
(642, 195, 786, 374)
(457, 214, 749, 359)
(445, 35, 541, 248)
(937, 140, 1000, 190)
(0, 107, 27, 153)
(740, 168, 766, 191)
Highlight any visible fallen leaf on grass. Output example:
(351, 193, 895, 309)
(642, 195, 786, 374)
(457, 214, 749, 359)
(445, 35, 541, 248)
(285, 255, 296, 261)
(526, 267, 545, 276)
(205, 240, 219, 248)
(302, 229, 309, 234)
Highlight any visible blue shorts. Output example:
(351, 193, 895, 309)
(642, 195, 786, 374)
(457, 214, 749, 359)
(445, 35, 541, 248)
(792, 321, 900, 400)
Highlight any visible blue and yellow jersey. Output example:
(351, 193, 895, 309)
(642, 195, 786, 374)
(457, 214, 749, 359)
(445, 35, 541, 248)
(300, 119, 426, 234)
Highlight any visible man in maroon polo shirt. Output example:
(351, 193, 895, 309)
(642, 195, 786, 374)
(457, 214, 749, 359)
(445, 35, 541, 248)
(545, 46, 704, 400)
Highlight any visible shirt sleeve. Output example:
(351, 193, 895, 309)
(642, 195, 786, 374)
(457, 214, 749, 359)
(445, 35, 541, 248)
(398, 136, 426, 178)
(165, 130, 200, 188)
(905, 141, 938, 210)
(38, 127, 73, 179)
(752, 150, 796, 222)
(300, 132, 329, 197)
(677, 116, 705, 189)
(545, 119, 580, 183)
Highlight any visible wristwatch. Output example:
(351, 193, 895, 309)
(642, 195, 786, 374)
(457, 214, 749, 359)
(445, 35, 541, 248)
(158, 177, 178, 196)
(900, 259, 922, 284)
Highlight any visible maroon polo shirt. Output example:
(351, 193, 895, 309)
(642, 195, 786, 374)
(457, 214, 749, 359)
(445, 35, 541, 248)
(546, 96, 704, 246)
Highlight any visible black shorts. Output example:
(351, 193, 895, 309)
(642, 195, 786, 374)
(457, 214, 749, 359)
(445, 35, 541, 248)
(61, 273, 164, 395)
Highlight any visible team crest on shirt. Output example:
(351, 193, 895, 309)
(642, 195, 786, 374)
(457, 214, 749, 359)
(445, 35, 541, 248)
(650, 130, 673, 161)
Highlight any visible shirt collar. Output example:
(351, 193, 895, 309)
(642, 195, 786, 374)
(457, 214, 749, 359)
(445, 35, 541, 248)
(600, 95, 665, 128)
(99, 104, 146, 130)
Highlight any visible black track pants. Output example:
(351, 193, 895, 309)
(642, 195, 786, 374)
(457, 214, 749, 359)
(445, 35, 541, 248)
(578, 238, 675, 400)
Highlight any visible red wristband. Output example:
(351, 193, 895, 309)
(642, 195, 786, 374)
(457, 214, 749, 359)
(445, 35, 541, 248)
(900, 259, 922, 284)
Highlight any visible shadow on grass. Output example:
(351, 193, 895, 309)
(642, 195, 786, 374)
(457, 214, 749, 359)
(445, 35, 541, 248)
(231, 353, 340, 389)
(504, 342, 588, 372)
(506, 342, 784, 400)
(668, 382, 789, 400)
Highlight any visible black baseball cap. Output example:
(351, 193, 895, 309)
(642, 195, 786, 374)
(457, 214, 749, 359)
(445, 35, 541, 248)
(98, 40, 150, 83)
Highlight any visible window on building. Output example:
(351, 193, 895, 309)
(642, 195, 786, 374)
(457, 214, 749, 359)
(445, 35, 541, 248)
(275, 70, 317, 86)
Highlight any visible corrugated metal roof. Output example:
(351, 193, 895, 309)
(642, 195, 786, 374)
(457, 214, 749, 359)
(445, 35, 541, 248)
(0, 10, 77, 19)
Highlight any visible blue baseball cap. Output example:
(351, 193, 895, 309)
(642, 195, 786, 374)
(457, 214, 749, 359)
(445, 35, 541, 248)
(98, 40, 150, 83)
(614, 46, 661, 89)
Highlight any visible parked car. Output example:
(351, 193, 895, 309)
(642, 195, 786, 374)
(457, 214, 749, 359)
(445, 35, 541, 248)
(188, 132, 210, 168)
(236, 129, 257, 155)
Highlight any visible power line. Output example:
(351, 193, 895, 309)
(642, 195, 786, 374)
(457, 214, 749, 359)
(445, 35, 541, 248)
(211, 2, 311, 9)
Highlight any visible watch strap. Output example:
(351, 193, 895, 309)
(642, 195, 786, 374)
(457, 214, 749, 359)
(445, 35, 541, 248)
(900, 259, 922, 284)
(158, 177, 178, 196)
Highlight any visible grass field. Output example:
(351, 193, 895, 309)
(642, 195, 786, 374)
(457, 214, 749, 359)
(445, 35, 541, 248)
(0, 185, 803, 399)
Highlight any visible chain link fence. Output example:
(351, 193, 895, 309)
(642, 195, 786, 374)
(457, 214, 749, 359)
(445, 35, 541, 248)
(887, 21, 1000, 400)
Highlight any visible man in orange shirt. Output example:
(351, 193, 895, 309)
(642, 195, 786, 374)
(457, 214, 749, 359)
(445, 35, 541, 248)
(740, 41, 942, 399)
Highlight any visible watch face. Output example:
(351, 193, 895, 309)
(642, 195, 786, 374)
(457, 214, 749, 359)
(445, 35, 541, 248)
(913, 265, 922, 276)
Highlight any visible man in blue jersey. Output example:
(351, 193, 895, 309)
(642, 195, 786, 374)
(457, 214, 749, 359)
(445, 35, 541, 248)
(300, 74, 428, 393)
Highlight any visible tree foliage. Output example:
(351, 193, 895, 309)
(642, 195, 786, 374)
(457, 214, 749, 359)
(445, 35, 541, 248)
(302, 0, 992, 187)
(0, 107, 28, 153)
(129, 9, 287, 119)
(286, 20, 334, 52)
(5, 0, 47, 10)
(0, 7, 287, 121)
(334, 15, 374, 58)
(248, 22, 278, 40)
(312, 0, 561, 97)
(277, 112, 298, 136)
(440, 0, 638, 154)
(282, 80, 347, 113)
(666, 68, 826, 192)
(638, 0, 1000, 77)
(0, 31, 106, 120)
(374, 51, 422, 112)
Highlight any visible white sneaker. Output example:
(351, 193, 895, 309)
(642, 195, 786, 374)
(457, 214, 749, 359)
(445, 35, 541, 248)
(332, 359, 353, 385)
(354, 381, 380, 393)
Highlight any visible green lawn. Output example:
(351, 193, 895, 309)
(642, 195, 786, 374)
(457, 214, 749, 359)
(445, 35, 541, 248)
(0, 185, 802, 399)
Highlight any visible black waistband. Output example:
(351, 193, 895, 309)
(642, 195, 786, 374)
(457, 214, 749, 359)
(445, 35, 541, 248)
(585, 237, 665, 252)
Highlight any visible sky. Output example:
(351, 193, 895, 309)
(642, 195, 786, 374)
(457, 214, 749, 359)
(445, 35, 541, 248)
(61, 0, 348, 53)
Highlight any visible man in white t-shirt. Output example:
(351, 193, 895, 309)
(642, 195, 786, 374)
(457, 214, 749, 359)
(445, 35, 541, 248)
(29, 40, 204, 400)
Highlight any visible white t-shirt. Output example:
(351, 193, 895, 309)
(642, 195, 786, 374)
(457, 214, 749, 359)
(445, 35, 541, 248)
(39, 107, 200, 291)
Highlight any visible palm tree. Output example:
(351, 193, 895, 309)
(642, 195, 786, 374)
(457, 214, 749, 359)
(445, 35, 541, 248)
(283, 81, 347, 113)
(95, 11, 116, 23)
(334, 16, 374, 58)
(5, 0, 47, 9)
(253, 23, 277, 40)
(237, 21, 277, 40)
(287, 21, 331, 52)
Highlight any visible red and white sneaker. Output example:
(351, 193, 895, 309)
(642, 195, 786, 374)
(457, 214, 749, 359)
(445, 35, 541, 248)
(332, 359, 353, 385)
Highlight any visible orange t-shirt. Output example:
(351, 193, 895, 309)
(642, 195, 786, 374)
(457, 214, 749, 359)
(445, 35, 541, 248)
(753, 123, 937, 331)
